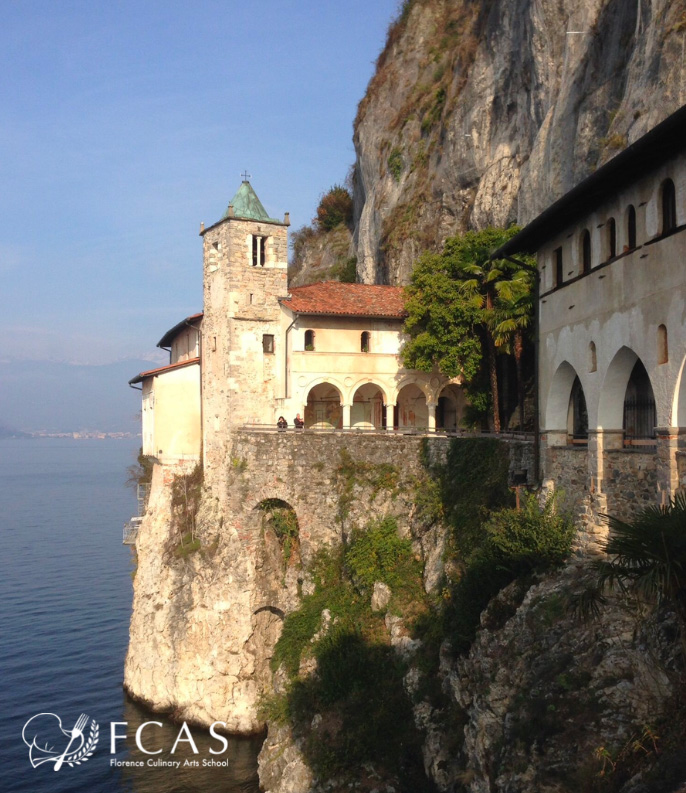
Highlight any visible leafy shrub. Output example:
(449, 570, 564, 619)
(388, 147, 403, 181)
(315, 185, 353, 232)
(330, 255, 357, 283)
(444, 491, 574, 655)
(482, 492, 575, 575)
(345, 517, 422, 603)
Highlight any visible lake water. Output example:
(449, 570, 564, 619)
(0, 438, 261, 793)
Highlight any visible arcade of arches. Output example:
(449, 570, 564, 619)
(303, 381, 467, 431)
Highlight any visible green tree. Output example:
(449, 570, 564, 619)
(315, 185, 353, 232)
(490, 261, 536, 430)
(403, 226, 531, 432)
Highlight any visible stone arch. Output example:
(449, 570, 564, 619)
(304, 381, 343, 429)
(395, 382, 428, 429)
(391, 377, 432, 405)
(351, 382, 387, 429)
(545, 361, 582, 431)
(436, 383, 467, 431)
(597, 346, 652, 430)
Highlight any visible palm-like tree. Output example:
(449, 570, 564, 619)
(490, 263, 536, 430)
(596, 493, 686, 624)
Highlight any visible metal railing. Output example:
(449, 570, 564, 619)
(239, 424, 534, 441)
(123, 483, 151, 546)
(123, 516, 142, 546)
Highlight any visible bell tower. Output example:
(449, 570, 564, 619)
(200, 179, 290, 481)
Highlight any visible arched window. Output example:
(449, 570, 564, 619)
(304, 330, 315, 351)
(623, 360, 656, 446)
(553, 247, 563, 288)
(581, 230, 591, 273)
(661, 179, 677, 234)
(361, 331, 370, 353)
(607, 218, 616, 259)
(589, 341, 597, 373)
(568, 377, 588, 445)
(658, 324, 668, 364)
(626, 205, 636, 250)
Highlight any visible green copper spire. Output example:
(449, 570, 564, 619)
(222, 181, 280, 222)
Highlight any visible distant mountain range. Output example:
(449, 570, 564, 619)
(0, 358, 157, 434)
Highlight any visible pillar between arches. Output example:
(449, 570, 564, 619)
(342, 404, 351, 429)
(427, 402, 437, 432)
(655, 427, 686, 499)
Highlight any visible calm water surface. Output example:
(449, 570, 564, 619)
(0, 439, 261, 793)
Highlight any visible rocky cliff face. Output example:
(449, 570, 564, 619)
(352, 0, 686, 285)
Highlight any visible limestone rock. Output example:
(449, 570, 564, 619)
(371, 581, 392, 612)
(352, 0, 685, 285)
(258, 724, 314, 793)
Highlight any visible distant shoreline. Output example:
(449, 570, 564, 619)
(0, 432, 140, 440)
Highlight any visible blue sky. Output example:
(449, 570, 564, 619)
(0, 0, 398, 367)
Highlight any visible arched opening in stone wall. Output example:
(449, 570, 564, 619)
(623, 360, 657, 447)
(351, 383, 385, 429)
(567, 376, 588, 446)
(395, 383, 428, 429)
(305, 383, 342, 429)
(436, 384, 467, 431)
(256, 498, 301, 568)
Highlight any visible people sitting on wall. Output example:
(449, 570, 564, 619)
(277, 416, 288, 431)
(294, 414, 304, 430)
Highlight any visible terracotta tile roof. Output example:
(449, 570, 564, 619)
(129, 357, 200, 385)
(281, 282, 406, 319)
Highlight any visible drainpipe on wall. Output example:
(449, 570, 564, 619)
(284, 313, 299, 399)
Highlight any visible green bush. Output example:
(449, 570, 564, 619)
(444, 492, 574, 655)
(315, 185, 353, 232)
(482, 492, 575, 575)
(388, 147, 403, 181)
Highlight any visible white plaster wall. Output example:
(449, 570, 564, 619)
(538, 151, 686, 436)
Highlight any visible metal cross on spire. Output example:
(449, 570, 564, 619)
(241, 170, 251, 182)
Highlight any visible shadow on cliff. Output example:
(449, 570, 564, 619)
(283, 629, 435, 792)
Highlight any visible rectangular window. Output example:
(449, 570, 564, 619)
(554, 247, 563, 287)
(262, 334, 275, 354)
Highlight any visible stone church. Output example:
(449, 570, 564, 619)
(130, 180, 465, 471)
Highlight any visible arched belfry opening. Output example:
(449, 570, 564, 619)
(623, 360, 656, 447)
(567, 376, 588, 445)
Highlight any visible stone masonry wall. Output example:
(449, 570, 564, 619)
(125, 431, 534, 734)
(602, 450, 659, 523)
